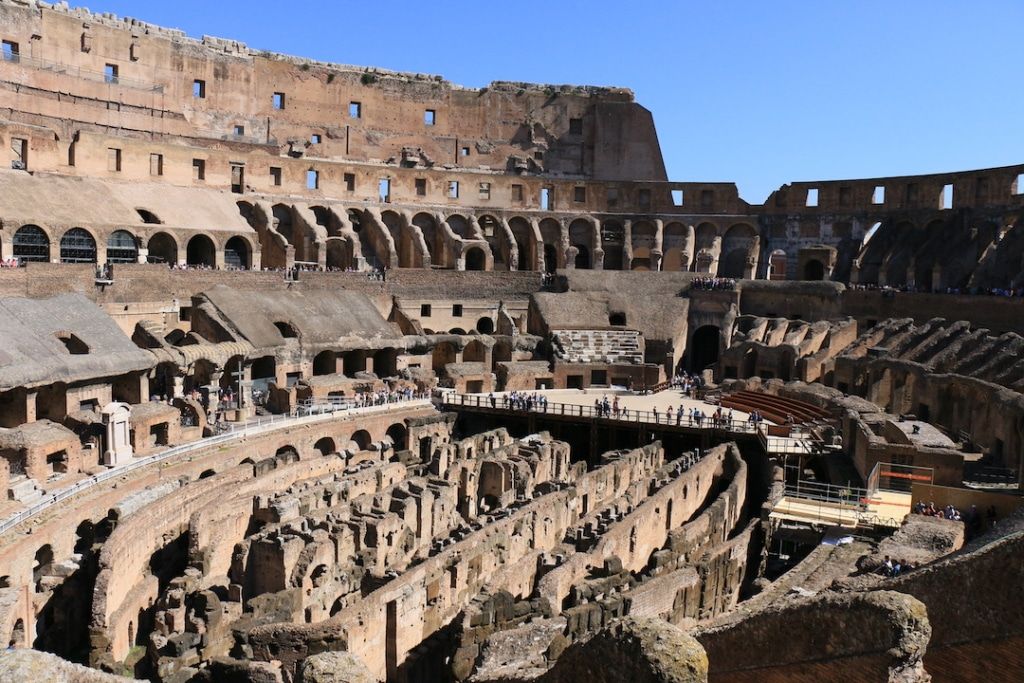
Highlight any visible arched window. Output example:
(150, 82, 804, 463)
(12, 225, 49, 263)
(106, 230, 138, 263)
(60, 228, 97, 263)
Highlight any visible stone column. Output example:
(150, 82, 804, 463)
(651, 219, 664, 271)
(623, 219, 633, 267)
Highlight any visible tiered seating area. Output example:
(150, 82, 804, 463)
(720, 390, 832, 425)
(551, 329, 643, 364)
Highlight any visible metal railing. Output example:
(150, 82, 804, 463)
(866, 462, 934, 494)
(2, 51, 164, 92)
(0, 398, 432, 536)
(438, 392, 760, 435)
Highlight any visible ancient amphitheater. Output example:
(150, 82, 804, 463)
(0, 1, 1022, 682)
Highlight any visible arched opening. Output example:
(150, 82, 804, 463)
(463, 340, 487, 363)
(274, 321, 299, 339)
(12, 225, 50, 263)
(275, 445, 299, 462)
(350, 430, 372, 451)
(803, 259, 826, 281)
(464, 247, 486, 271)
(60, 228, 96, 263)
(569, 219, 594, 269)
(33, 544, 54, 590)
(9, 618, 24, 648)
(476, 317, 495, 334)
(186, 234, 216, 267)
(662, 222, 689, 272)
(343, 350, 367, 376)
(432, 342, 458, 372)
(313, 350, 336, 376)
(630, 221, 656, 271)
(314, 437, 336, 456)
(136, 208, 162, 224)
(742, 348, 758, 377)
(412, 212, 439, 266)
(543, 244, 558, 274)
(106, 230, 138, 264)
(601, 221, 625, 270)
(690, 325, 721, 373)
(386, 423, 408, 451)
(251, 356, 276, 393)
(198, 469, 216, 479)
(326, 238, 352, 271)
(768, 249, 787, 280)
(147, 232, 177, 265)
(224, 236, 250, 270)
(509, 217, 533, 270)
(373, 348, 398, 377)
(450, 328, 467, 335)
(574, 245, 590, 269)
(493, 341, 512, 364)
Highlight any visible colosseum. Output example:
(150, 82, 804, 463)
(0, 2, 1021, 682)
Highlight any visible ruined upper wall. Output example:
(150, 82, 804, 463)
(0, 0, 666, 182)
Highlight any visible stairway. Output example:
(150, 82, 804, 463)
(8, 475, 44, 505)
(552, 329, 643, 364)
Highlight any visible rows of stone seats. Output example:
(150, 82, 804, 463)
(552, 329, 643, 364)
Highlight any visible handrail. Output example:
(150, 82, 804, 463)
(0, 398, 432, 536)
(438, 392, 761, 435)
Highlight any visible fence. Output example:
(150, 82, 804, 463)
(0, 398, 432, 536)
(438, 392, 760, 435)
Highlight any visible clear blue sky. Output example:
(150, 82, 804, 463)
(92, 0, 1022, 203)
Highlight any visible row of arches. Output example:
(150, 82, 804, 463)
(9, 225, 252, 268)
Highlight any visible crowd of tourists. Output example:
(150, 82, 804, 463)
(492, 391, 550, 412)
(670, 371, 704, 396)
(690, 276, 737, 291)
(849, 283, 1024, 298)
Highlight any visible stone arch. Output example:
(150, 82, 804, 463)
(478, 214, 509, 270)
(224, 236, 251, 270)
(463, 340, 487, 363)
(313, 350, 337, 376)
(380, 210, 410, 268)
(569, 218, 595, 269)
(476, 316, 495, 334)
(60, 227, 97, 263)
(314, 437, 336, 456)
(630, 220, 657, 270)
(446, 214, 473, 239)
(662, 222, 689, 271)
(719, 223, 757, 278)
(803, 259, 826, 281)
(465, 246, 487, 271)
(385, 423, 408, 451)
(539, 218, 562, 271)
(768, 249, 787, 279)
(186, 234, 216, 267)
(350, 430, 372, 451)
(147, 232, 177, 265)
(508, 217, 535, 270)
(690, 325, 721, 373)
(432, 341, 458, 371)
(601, 221, 625, 270)
(325, 237, 353, 270)
(275, 445, 299, 462)
(413, 212, 441, 267)
(198, 468, 216, 479)
(12, 224, 50, 263)
(106, 230, 138, 264)
(493, 340, 512, 363)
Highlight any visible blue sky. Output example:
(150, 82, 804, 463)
(92, 1, 1022, 203)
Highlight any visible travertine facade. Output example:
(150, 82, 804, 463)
(0, 2, 1022, 682)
